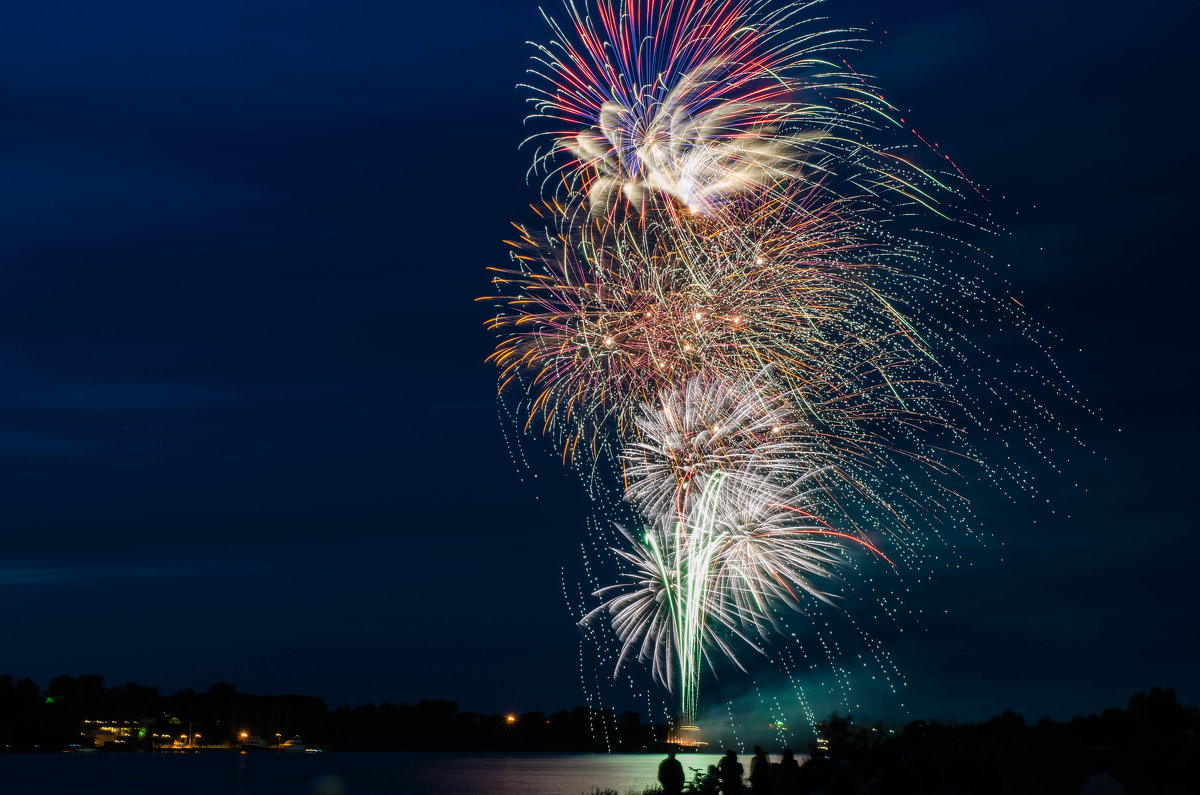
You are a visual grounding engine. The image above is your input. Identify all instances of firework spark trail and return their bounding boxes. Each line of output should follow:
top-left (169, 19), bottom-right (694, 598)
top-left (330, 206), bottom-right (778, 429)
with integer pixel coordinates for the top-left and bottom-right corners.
top-left (523, 0), bottom-right (953, 222)
top-left (486, 0), bottom-right (1089, 729)
top-left (492, 0), bottom-right (956, 725)
top-left (485, 198), bottom-right (961, 457)
top-left (587, 469), bottom-right (865, 723)
top-left (579, 375), bottom-right (898, 723)
top-left (620, 373), bottom-right (825, 521)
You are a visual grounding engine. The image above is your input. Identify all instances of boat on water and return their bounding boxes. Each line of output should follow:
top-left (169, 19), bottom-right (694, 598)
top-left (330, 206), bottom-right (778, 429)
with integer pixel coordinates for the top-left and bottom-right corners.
top-left (280, 736), bottom-right (305, 753)
top-left (241, 735), bottom-right (271, 751)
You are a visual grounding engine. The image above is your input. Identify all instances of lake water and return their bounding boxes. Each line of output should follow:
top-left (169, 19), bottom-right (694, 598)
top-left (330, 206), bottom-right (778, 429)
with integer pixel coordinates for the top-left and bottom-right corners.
top-left (0, 751), bottom-right (740, 794)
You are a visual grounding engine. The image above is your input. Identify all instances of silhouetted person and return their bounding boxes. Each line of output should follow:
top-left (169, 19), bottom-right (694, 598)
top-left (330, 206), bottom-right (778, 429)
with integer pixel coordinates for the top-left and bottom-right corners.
top-left (877, 751), bottom-right (912, 795)
top-left (798, 755), bottom-right (830, 794)
top-left (750, 746), bottom-right (771, 792)
top-left (912, 754), bottom-right (942, 794)
top-left (699, 764), bottom-right (721, 795)
top-left (1080, 758), bottom-right (1125, 795)
top-left (659, 749), bottom-right (685, 795)
top-left (946, 756), bottom-right (982, 795)
top-left (770, 748), bottom-right (801, 794)
top-left (830, 758), bottom-right (857, 795)
top-left (718, 749), bottom-right (744, 793)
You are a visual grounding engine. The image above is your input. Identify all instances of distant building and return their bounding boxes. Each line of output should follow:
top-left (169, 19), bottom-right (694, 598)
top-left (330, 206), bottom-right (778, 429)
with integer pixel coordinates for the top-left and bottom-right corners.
top-left (82, 719), bottom-right (146, 748)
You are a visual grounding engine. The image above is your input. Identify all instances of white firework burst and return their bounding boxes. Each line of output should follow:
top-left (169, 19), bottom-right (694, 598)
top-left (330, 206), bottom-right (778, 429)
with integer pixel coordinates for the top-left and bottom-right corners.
top-left (621, 373), bottom-right (825, 520)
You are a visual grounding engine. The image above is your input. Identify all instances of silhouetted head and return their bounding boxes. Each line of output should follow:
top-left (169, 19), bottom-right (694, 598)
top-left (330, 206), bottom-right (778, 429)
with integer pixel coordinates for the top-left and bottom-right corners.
top-left (783, 748), bottom-right (794, 761)
top-left (755, 745), bottom-right (763, 754)
top-left (668, 750), bottom-right (676, 759)
top-left (726, 749), bottom-right (737, 759)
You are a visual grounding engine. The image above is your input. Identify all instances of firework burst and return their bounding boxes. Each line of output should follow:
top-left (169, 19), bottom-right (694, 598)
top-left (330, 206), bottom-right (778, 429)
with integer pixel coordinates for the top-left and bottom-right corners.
top-left (485, 192), bottom-right (954, 454)
top-left (620, 373), bottom-right (822, 520)
top-left (587, 464), bottom-right (892, 723)
top-left (487, 0), bottom-right (1082, 732)
top-left (525, 0), bottom-right (938, 219)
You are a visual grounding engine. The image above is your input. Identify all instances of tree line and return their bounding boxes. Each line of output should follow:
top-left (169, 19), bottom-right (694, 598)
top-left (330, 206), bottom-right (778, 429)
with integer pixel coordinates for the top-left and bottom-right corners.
top-left (0, 674), bottom-right (660, 751)
top-left (806, 687), bottom-right (1198, 794)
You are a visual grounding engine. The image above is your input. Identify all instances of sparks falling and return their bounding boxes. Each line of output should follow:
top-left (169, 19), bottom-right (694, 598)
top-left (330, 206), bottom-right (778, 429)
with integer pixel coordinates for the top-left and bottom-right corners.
top-left (484, 0), bottom-right (1088, 728)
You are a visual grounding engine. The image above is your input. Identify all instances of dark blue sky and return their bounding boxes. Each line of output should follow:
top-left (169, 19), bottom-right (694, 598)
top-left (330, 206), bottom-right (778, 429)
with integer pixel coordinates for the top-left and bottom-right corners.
top-left (1, 0), bottom-right (1195, 723)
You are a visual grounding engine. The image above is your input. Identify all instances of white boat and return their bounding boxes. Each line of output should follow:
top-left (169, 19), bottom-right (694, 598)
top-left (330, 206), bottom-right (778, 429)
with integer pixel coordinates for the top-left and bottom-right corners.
top-left (280, 736), bottom-right (305, 753)
top-left (241, 735), bottom-right (271, 751)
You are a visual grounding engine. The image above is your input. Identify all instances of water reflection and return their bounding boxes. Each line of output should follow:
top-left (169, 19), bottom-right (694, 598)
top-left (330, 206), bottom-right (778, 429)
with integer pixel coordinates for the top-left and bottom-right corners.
top-left (0, 750), bottom-right (802, 795)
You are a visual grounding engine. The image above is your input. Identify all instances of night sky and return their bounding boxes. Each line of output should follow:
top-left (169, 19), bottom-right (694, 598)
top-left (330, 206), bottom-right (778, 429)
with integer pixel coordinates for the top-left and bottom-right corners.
top-left (2, 0), bottom-right (1196, 725)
